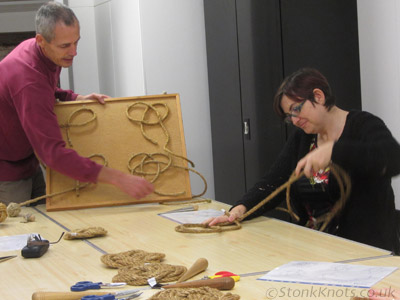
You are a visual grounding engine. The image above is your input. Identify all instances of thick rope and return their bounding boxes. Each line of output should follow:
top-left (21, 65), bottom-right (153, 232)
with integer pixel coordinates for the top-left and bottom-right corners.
top-left (59, 107), bottom-right (97, 147)
top-left (126, 102), bottom-right (208, 199)
top-left (126, 102), bottom-right (194, 166)
top-left (63, 226), bottom-right (107, 240)
top-left (100, 250), bottom-right (165, 269)
top-left (6, 154), bottom-right (106, 217)
top-left (112, 262), bottom-right (187, 285)
top-left (148, 287), bottom-right (240, 300)
top-left (176, 163), bottom-right (351, 234)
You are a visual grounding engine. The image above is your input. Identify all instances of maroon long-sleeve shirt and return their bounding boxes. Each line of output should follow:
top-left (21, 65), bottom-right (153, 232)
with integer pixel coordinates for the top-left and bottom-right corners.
top-left (0, 38), bottom-right (102, 182)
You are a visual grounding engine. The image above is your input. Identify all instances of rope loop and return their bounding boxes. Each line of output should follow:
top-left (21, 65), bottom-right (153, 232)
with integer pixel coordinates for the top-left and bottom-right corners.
top-left (176, 163), bottom-right (351, 234)
top-left (60, 107), bottom-right (97, 147)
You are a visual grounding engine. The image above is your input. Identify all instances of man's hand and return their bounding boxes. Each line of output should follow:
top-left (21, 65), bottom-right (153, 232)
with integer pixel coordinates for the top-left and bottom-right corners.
top-left (77, 93), bottom-right (110, 104)
top-left (97, 167), bottom-right (154, 199)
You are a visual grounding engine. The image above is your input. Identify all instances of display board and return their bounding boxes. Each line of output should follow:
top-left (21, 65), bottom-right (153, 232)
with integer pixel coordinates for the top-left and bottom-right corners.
top-left (46, 94), bottom-right (193, 211)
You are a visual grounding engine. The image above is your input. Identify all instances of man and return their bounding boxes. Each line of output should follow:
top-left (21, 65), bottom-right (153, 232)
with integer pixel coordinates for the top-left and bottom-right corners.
top-left (0, 2), bottom-right (153, 205)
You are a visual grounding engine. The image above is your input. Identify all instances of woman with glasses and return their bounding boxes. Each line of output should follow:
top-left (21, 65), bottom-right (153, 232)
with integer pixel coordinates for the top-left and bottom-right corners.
top-left (205, 67), bottom-right (400, 254)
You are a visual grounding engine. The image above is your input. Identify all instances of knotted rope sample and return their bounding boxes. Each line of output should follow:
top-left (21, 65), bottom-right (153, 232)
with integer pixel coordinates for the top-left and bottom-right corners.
top-left (112, 262), bottom-right (187, 285)
top-left (0, 203), bottom-right (7, 223)
top-left (63, 226), bottom-right (107, 240)
top-left (100, 250), bottom-right (165, 269)
top-left (148, 287), bottom-right (240, 300)
top-left (176, 163), bottom-right (351, 234)
top-left (126, 102), bottom-right (207, 199)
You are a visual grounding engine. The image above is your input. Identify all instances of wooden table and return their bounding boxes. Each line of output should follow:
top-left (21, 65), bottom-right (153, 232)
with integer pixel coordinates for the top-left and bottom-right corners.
top-left (0, 201), bottom-right (398, 300)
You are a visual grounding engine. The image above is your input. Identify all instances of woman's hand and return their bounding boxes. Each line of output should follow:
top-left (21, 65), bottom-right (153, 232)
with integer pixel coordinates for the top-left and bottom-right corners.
top-left (77, 93), bottom-right (110, 104)
top-left (295, 141), bottom-right (334, 177)
top-left (202, 205), bottom-right (247, 226)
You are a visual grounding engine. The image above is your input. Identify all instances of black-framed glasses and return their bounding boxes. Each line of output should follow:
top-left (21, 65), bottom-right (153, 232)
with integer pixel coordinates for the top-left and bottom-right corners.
top-left (284, 100), bottom-right (307, 124)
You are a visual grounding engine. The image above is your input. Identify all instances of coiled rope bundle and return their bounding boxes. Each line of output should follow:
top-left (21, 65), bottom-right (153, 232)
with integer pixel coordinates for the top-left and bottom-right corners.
top-left (148, 287), bottom-right (240, 300)
top-left (63, 227), bottom-right (107, 240)
top-left (176, 163), bottom-right (351, 233)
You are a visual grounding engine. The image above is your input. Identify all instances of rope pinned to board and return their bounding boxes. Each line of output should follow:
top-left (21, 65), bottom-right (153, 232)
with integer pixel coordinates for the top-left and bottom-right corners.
top-left (126, 102), bottom-right (208, 199)
top-left (6, 154), bottom-right (107, 217)
top-left (59, 107), bottom-right (97, 147)
top-left (175, 163), bottom-right (351, 234)
top-left (148, 287), bottom-right (240, 300)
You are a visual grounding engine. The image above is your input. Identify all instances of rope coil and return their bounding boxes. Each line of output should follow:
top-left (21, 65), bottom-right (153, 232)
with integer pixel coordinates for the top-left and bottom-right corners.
top-left (176, 163), bottom-right (351, 234)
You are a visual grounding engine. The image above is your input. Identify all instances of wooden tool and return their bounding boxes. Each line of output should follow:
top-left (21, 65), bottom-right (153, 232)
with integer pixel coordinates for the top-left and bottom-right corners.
top-left (31, 277), bottom-right (234, 300)
top-left (164, 277), bottom-right (234, 290)
top-left (176, 257), bottom-right (208, 283)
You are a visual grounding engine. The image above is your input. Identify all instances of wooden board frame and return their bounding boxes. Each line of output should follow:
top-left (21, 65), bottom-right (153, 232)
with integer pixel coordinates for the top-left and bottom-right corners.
top-left (46, 94), bottom-right (193, 211)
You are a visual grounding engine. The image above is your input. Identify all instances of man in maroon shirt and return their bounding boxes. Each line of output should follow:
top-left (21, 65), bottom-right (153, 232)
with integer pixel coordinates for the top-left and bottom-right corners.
top-left (0, 2), bottom-right (153, 205)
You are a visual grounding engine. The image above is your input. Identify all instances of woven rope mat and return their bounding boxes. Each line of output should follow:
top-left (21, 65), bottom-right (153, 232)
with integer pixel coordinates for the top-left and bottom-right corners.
top-left (101, 250), bottom-right (165, 268)
top-left (113, 262), bottom-right (187, 285)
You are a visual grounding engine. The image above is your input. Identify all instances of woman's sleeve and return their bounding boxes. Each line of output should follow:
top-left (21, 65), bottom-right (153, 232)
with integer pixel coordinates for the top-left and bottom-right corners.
top-left (234, 129), bottom-right (303, 218)
top-left (332, 111), bottom-right (400, 178)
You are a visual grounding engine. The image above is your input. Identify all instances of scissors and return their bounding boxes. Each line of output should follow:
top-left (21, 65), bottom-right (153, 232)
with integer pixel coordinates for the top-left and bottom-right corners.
top-left (71, 281), bottom-right (126, 291)
top-left (81, 292), bottom-right (142, 300)
top-left (0, 255), bottom-right (17, 263)
top-left (205, 271), bottom-right (240, 282)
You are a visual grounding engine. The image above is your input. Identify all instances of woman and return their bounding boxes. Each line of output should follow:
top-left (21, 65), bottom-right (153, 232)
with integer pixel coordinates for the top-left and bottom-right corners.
top-left (205, 68), bottom-right (400, 253)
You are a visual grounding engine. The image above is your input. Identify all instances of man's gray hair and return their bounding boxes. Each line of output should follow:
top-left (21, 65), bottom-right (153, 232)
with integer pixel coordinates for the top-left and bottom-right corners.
top-left (35, 1), bottom-right (79, 42)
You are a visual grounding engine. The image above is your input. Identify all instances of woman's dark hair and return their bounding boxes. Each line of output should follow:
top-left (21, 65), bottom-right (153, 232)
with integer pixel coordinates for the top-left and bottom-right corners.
top-left (273, 68), bottom-right (335, 120)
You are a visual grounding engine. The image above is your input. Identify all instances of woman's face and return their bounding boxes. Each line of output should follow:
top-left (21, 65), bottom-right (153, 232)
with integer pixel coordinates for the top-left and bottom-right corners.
top-left (280, 94), bottom-right (325, 134)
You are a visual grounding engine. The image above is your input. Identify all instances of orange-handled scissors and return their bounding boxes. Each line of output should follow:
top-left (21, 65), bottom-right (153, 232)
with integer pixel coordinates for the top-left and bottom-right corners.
top-left (208, 271), bottom-right (240, 282)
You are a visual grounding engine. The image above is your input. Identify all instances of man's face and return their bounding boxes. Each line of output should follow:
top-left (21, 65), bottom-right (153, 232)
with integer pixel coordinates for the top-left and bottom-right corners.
top-left (36, 21), bottom-right (80, 68)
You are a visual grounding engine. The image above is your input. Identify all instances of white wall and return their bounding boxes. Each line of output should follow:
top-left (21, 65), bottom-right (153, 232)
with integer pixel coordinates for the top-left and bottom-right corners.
top-left (138, 0), bottom-right (214, 199)
top-left (357, 0), bottom-right (400, 208)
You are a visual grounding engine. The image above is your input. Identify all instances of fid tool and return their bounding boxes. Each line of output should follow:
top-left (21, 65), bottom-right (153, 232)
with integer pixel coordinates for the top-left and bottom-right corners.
top-left (71, 281), bottom-right (126, 291)
top-left (22, 232), bottom-right (64, 258)
top-left (151, 277), bottom-right (235, 290)
top-left (176, 257), bottom-right (208, 283)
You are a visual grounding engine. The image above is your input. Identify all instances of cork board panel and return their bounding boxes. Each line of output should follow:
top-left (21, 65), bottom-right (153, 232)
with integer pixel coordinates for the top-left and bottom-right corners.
top-left (46, 94), bottom-right (192, 211)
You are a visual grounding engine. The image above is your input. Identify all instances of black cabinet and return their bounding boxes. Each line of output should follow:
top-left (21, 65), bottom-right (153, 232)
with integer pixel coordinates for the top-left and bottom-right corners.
top-left (204, 0), bottom-right (361, 205)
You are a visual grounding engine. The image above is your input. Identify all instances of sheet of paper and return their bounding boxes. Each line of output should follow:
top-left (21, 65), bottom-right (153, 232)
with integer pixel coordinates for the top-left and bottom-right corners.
top-left (0, 233), bottom-right (33, 252)
top-left (259, 261), bottom-right (397, 288)
top-left (159, 209), bottom-right (224, 224)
